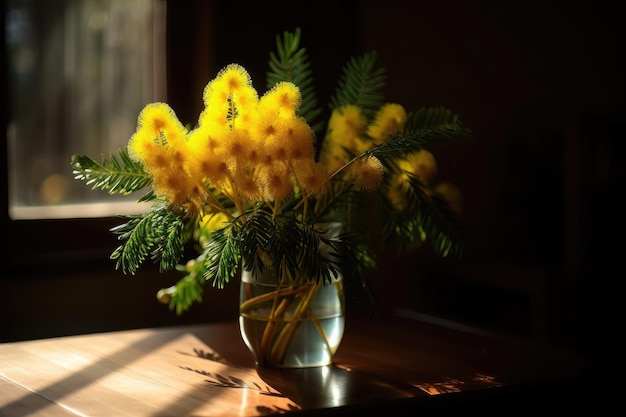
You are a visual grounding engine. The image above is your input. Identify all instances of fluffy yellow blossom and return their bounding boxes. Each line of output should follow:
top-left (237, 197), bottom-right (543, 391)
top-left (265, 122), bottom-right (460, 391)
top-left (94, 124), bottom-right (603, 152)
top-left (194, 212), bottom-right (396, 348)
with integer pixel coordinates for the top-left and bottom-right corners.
top-left (151, 164), bottom-right (203, 210)
top-left (283, 117), bottom-right (315, 160)
top-left (231, 163), bottom-right (263, 203)
top-left (186, 126), bottom-right (231, 187)
top-left (197, 211), bottom-right (231, 247)
top-left (127, 130), bottom-right (169, 172)
top-left (385, 174), bottom-right (410, 212)
top-left (260, 162), bottom-right (294, 202)
top-left (262, 116), bottom-right (314, 163)
top-left (128, 102), bottom-right (188, 168)
top-left (202, 64), bottom-right (259, 130)
top-left (351, 155), bottom-right (384, 191)
top-left (260, 117), bottom-right (295, 163)
top-left (326, 105), bottom-right (367, 151)
top-left (367, 103), bottom-right (407, 144)
top-left (223, 128), bottom-right (253, 162)
top-left (203, 64), bottom-right (253, 105)
top-left (197, 103), bottom-right (230, 133)
top-left (292, 159), bottom-right (329, 196)
top-left (385, 149), bottom-right (439, 212)
top-left (319, 105), bottom-right (368, 173)
top-left (397, 149), bottom-right (437, 186)
top-left (124, 62), bottom-right (438, 221)
top-left (200, 211), bottom-right (230, 231)
top-left (136, 102), bottom-right (186, 139)
top-left (260, 81), bottom-right (302, 114)
top-left (127, 102), bottom-right (200, 208)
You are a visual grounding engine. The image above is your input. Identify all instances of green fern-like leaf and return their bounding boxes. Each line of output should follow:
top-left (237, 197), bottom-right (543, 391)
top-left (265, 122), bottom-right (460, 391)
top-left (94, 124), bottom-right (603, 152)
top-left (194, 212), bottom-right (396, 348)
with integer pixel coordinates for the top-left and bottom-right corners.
top-left (405, 106), bottom-right (471, 135)
top-left (335, 232), bottom-right (381, 315)
top-left (151, 210), bottom-right (189, 272)
top-left (303, 223), bottom-right (346, 285)
top-left (110, 208), bottom-right (187, 274)
top-left (266, 214), bottom-right (306, 279)
top-left (267, 28), bottom-right (324, 136)
top-left (70, 148), bottom-right (151, 195)
top-left (238, 209), bottom-right (274, 275)
top-left (367, 111), bottom-right (470, 161)
top-left (377, 172), bottom-right (463, 257)
top-left (202, 222), bottom-right (241, 289)
top-left (419, 190), bottom-right (464, 257)
top-left (166, 263), bottom-right (207, 315)
top-left (329, 51), bottom-right (386, 120)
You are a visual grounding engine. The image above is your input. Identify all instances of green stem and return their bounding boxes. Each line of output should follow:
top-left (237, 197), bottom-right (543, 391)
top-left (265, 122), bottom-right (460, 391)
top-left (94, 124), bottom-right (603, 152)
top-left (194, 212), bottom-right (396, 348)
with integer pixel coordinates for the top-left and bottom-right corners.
top-left (269, 282), bottom-right (320, 364)
top-left (239, 285), bottom-right (310, 313)
top-left (260, 297), bottom-right (289, 363)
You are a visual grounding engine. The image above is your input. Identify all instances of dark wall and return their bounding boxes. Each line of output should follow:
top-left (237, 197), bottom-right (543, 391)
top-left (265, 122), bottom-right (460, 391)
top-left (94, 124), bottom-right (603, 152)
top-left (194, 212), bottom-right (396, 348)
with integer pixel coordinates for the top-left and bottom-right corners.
top-left (357, 0), bottom-right (624, 366)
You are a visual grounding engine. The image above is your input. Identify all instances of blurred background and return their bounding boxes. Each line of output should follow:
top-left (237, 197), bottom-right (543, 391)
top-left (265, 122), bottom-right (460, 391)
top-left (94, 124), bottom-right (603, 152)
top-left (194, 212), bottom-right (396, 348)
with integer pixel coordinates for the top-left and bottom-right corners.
top-left (2, 0), bottom-right (624, 378)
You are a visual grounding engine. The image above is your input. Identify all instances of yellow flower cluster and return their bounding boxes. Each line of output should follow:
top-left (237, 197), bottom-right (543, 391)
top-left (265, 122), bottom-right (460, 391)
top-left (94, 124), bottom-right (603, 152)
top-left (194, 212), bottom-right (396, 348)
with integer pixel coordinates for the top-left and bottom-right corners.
top-left (318, 101), bottom-right (442, 211)
top-left (320, 103), bottom-right (407, 174)
top-left (128, 64), bottom-right (333, 217)
top-left (125, 62), bottom-right (447, 224)
top-left (386, 149), bottom-right (438, 212)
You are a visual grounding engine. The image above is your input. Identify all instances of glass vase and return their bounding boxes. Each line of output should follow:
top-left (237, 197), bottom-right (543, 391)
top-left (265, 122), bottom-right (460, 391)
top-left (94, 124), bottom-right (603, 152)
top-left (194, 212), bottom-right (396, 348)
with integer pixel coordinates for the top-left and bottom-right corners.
top-left (238, 224), bottom-right (345, 368)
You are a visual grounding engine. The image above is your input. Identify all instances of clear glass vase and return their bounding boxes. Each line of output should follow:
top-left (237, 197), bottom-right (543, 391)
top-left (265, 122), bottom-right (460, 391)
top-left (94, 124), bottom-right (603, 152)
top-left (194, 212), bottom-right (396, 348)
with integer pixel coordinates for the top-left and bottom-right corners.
top-left (238, 224), bottom-right (345, 368)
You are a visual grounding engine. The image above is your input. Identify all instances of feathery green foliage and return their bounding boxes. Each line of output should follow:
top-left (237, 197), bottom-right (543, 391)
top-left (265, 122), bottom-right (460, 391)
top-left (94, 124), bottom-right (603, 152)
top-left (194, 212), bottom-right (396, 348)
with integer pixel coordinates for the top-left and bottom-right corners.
top-left (109, 207), bottom-right (187, 274)
top-left (201, 221), bottom-right (241, 289)
top-left (166, 266), bottom-right (205, 315)
top-left (70, 148), bottom-right (152, 196)
top-left (266, 27), bottom-right (324, 136)
top-left (329, 51), bottom-right (386, 120)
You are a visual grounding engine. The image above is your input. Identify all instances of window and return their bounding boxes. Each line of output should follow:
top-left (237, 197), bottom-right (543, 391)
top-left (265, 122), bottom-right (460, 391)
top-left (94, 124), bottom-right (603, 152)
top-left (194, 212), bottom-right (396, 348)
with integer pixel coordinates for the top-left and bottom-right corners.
top-left (3, 0), bottom-right (172, 275)
top-left (6, 0), bottom-right (166, 220)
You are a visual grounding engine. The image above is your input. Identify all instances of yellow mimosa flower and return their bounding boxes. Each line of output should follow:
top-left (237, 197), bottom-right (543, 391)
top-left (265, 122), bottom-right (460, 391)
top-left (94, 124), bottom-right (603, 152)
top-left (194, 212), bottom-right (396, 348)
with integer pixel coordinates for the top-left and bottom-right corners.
top-left (152, 165), bottom-right (198, 208)
top-left (127, 129), bottom-right (166, 170)
top-left (128, 102), bottom-right (189, 178)
top-left (187, 124), bottom-right (222, 155)
top-left (283, 116), bottom-right (315, 161)
top-left (199, 211), bottom-right (230, 234)
top-left (319, 105), bottom-right (368, 173)
top-left (251, 105), bottom-right (280, 143)
top-left (203, 64), bottom-right (252, 105)
top-left (327, 105), bottom-right (367, 147)
top-left (292, 159), bottom-right (328, 196)
top-left (223, 128), bottom-right (253, 162)
top-left (231, 85), bottom-right (259, 126)
top-left (367, 103), bottom-right (407, 144)
top-left (232, 163), bottom-right (263, 204)
top-left (136, 102), bottom-right (186, 139)
top-left (260, 161), bottom-right (293, 202)
top-left (263, 118), bottom-right (291, 163)
top-left (351, 155), bottom-right (384, 192)
top-left (260, 81), bottom-right (302, 114)
top-left (197, 103), bottom-right (231, 132)
top-left (398, 149), bottom-right (437, 186)
top-left (386, 149), bottom-right (438, 212)
top-left (385, 174), bottom-right (410, 212)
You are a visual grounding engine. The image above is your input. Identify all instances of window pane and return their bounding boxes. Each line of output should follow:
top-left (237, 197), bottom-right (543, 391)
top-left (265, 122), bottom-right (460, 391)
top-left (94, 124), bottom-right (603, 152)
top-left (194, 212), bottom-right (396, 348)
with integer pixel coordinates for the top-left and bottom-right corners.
top-left (6, 0), bottom-right (166, 219)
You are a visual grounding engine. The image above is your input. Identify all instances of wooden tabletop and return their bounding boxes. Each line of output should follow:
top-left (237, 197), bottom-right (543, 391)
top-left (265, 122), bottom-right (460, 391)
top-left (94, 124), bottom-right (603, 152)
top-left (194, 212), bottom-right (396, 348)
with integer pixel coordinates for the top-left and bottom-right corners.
top-left (0, 309), bottom-right (590, 416)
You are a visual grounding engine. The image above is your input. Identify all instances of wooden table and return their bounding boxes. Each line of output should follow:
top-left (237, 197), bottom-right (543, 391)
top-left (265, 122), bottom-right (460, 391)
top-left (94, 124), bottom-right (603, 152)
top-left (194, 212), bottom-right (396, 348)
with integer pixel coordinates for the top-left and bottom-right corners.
top-left (0, 309), bottom-right (592, 416)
